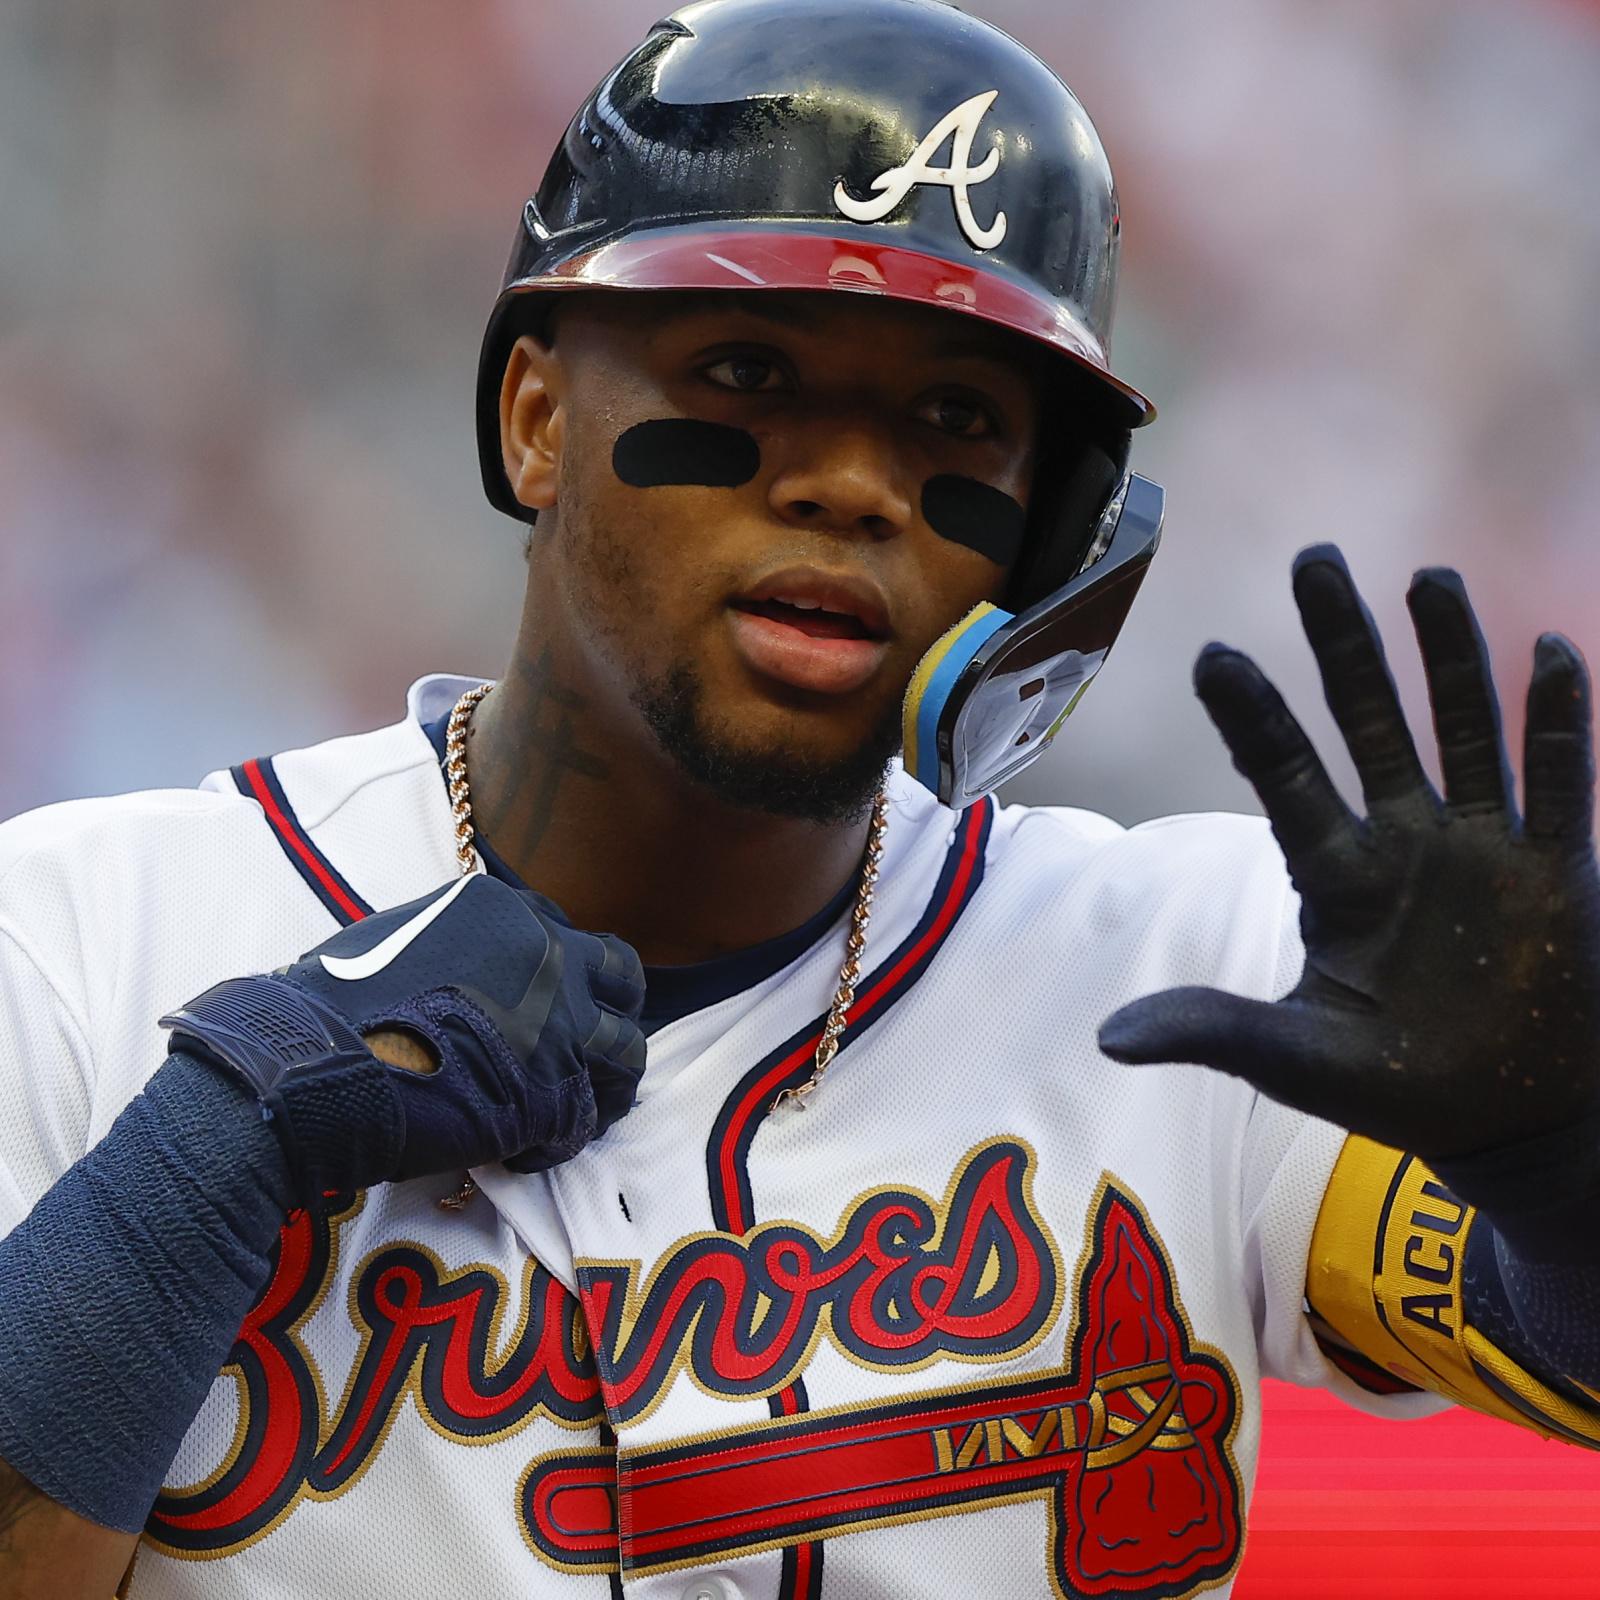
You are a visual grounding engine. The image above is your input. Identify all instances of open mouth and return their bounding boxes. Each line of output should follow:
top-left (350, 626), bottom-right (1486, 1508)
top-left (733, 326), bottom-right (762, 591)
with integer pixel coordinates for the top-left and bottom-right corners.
top-left (727, 570), bottom-right (892, 695)
top-left (733, 598), bottom-right (875, 641)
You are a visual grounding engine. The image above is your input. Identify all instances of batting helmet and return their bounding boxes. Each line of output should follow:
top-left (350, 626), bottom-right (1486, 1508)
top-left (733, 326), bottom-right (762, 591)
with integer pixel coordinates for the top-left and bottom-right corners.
top-left (476, 0), bottom-right (1163, 806)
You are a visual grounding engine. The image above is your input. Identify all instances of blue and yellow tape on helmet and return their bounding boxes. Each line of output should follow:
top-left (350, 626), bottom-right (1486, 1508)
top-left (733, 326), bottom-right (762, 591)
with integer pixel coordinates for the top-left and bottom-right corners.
top-left (902, 602), bottom-right (1015, 795)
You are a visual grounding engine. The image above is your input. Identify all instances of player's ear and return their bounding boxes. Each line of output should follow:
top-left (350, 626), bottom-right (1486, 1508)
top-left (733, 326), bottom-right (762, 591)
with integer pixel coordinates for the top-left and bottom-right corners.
top-left (500, 334), bottom-right (564, 514)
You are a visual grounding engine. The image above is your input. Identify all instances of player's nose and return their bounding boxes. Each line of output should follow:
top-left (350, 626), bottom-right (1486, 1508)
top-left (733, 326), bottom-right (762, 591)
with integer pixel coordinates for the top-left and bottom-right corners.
top-left (766, 418), bottom-right (914, 541)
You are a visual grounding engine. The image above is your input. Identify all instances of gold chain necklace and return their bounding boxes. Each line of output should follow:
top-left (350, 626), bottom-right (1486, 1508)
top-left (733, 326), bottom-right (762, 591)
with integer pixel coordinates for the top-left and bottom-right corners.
top-left (772, 790), bottom-right (887, 1110)
top-left (442, 685), bottom-right (888, 1116)
top-left (444, 682), bottom-right (495, 875)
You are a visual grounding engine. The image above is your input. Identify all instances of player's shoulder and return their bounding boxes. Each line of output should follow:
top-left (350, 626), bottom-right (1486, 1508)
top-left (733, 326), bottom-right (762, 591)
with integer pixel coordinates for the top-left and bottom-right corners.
top-left (992, 788), bottom-right (1280, 877)
top-left (0, 782), bottom-right (293, 1036)
top-left (881, 768), bottom-right (1289, 932)
top-left (255, 673), bottom-right (466, 837)
top-left (942, 793), bottom-right (1297, 1007)
top-left (0, 785), bottom-right (249, 889)
top-left (982, 789), bottom-right (1291, 936)
top-left (0, 675), bottom-right (462, 942)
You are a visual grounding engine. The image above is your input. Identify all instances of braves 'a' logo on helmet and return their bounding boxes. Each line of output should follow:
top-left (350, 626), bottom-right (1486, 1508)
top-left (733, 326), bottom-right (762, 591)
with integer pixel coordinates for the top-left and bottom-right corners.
top-left (833, 89), bottom-right (1008, 250)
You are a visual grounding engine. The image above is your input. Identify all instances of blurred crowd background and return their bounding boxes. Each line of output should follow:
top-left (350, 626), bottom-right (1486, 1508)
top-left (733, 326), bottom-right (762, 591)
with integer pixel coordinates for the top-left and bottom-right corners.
top-left (3, 0), bottom-right (1600, 823)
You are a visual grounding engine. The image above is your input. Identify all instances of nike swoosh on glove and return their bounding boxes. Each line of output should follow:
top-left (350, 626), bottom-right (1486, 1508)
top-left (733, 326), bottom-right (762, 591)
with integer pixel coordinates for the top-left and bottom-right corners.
top-left (162, 874), bottom-right (647, 1206)
top-left (1098, 545), bottom-right (1600, 1261)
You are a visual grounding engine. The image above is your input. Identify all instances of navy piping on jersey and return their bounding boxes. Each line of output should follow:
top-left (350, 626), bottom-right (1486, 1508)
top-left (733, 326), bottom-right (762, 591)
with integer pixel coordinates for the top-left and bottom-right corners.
top-left (231, 757), bottom-right (375, 926)
top-left (703, 795), bottom-right (994, 1238)
top-left (420, 713), bottom-right (857, 1035)
top-left (669, 793), bottom-right (992, 1597)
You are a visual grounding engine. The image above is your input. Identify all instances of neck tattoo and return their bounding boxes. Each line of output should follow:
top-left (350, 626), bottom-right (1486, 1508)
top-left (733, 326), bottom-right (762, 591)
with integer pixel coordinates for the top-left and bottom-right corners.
top-left (442, 685), bottom-right (889, 1114)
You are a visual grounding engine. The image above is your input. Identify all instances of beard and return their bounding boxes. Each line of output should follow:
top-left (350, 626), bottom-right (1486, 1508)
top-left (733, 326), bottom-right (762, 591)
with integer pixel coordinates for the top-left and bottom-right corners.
top-left (631, 660), bottom-right (901, 825)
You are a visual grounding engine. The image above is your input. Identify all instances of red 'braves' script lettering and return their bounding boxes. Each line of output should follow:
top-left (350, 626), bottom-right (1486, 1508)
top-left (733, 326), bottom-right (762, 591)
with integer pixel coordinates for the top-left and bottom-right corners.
top-left (146, 1144), bottom-right (1079, 1567)
top-left (147, 1206), bottom-right (602, 1556)
top-left (577, 1141), bottom-right (1056, 1423)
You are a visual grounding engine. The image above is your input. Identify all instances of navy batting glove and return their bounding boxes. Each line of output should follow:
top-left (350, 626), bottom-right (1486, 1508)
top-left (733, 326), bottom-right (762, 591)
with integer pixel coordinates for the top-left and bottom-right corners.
top-left (1099, 547), bottom-right (1600, 1262)
top-left (163, 874), bottom-right (646, 1205)
top-left (0, 879), bottom-right (643, 1533)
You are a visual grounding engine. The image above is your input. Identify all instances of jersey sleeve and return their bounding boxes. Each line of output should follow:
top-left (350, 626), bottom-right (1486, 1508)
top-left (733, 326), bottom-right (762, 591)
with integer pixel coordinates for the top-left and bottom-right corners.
top-left (1306, 1135), bottom-right (1600, 1448)
top-left (0, 920), bottom-right (95, 1234)
top-left (0, 788), bottom-right (275, 1239)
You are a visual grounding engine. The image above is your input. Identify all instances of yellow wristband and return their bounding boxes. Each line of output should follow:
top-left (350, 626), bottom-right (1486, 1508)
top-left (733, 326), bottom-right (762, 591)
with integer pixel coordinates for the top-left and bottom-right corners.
top-left (1308, 1134), bottom-right (1600, 1447)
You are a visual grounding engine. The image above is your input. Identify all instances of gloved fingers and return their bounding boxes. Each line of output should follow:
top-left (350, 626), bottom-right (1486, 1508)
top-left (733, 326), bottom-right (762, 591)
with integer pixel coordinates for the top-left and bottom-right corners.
top-left (1193, 643), bottom-right (1356, 860)
top-left (501, 1080), bottom-right (597, 1174)
top-left (1292, 545), bottom-right (1431, 810)
top-left (292, 876), bottom-right (562, 1028)
top-left (283, 880), bottom-right (464, 1002)
top-left (582, 1003), bottom-right (644, 1067)
top-left (508, 1062), bottom-right (601, 1174)
top-left (584, 1006), bottom-right (647, 1132)
top-left (589, 1056), bottom-right (644, 1133)
top-left (1524, 633), bottom-right (1596, 844)
top-left (1099, 986), bottom-right (1333, 1113)
top-left (583, 932), bottom-right (647, 1020)
top-left (1407, 568), bottom-right (1513, 817)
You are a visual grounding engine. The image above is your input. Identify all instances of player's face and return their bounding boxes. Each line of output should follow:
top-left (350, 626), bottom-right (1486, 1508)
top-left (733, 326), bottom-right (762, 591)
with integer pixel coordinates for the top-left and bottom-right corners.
top-left (502, 290), bottom-right (1041, 814)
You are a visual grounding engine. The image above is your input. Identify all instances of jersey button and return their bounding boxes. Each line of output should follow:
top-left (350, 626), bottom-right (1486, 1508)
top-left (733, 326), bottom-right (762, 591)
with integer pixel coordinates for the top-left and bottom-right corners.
top-left (680, 1575), bottom-right (738, 1600)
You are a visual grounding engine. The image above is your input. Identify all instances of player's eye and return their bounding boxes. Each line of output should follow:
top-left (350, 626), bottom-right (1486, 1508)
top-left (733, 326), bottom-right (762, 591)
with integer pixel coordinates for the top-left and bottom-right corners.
top-left (917, 392), bottom-right (995, 438)
top-left (703, 356), bottom-right (787, 392)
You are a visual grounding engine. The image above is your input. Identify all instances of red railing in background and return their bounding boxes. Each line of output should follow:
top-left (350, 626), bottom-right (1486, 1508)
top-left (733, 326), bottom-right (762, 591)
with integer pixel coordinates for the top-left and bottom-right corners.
top-left (1235, 1379), bottom-right (1600, 1597)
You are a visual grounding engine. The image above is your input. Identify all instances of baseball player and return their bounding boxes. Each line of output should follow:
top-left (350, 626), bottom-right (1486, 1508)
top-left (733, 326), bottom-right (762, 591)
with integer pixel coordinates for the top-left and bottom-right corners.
top-left (1, 3), bottom-right (1598, 1597)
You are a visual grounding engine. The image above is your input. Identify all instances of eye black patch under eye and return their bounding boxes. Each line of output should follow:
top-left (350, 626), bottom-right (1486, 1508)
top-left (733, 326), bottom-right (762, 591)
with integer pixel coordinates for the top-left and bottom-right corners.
top-left (612, 419), bottom-right (761, 489)
top-left (920, 475), bottom-right (1028, 567)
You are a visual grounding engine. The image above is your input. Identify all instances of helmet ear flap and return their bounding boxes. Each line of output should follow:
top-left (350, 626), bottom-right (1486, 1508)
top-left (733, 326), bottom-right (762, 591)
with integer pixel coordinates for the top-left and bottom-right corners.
top-left (1006, 391), bottom-right (1132, 612)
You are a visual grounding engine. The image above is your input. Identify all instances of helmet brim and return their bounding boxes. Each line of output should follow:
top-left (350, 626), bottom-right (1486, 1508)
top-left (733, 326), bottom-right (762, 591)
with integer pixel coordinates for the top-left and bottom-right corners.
top-left (477, 225), bottom-right (1152, 523)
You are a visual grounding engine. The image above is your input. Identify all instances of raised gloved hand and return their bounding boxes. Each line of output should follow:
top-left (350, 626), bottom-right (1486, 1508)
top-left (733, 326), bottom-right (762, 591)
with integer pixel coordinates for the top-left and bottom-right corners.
top-left (163, 873), bottom-right (646, 1204)
top-left (1098, 546), bottom-right (1600, 1258)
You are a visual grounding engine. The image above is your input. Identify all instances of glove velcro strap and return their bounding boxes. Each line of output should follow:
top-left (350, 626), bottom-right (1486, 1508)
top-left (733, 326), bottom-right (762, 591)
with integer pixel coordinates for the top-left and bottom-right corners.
top-left (1307, 1134), bottom-right (1600, 1448)
top-left (161, 976), bottom-right (401, 1207)
top-left (161, 975), bottom-right (374, 1093)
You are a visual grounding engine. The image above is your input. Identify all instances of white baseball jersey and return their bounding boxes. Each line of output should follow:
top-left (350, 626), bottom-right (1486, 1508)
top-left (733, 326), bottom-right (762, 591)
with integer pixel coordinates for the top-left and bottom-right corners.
top-left (0, 674), bottom-right (1441, 1600)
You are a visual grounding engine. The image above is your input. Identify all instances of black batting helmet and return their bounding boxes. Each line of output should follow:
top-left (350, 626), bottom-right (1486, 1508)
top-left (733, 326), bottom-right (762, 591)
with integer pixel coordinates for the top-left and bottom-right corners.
top-left (474, 0), bottom-right (1153, 614)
